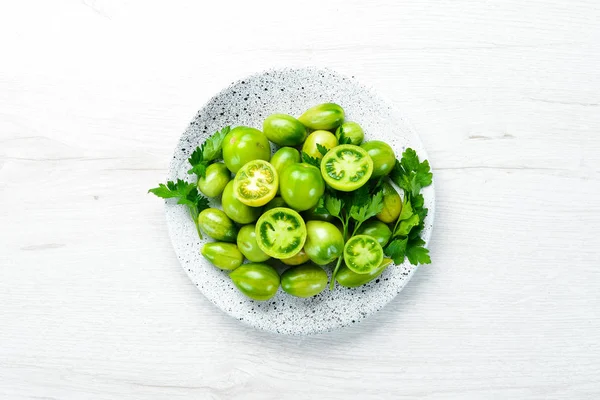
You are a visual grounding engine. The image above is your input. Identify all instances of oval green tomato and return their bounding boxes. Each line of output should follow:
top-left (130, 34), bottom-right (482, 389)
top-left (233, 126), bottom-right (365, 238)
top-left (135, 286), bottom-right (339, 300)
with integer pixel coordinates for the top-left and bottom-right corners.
top-left (302, 130), bottom-right (338, 159)
top-left (263, 114), bottom-right (308, 146)
top-left (237, 224), bottom-right (270, 262)
top-left (233, 160), bottom-right (278, 207)
top-left (376, 182), bottom-right (402, 223)
top-left (281, 264), bottom-right (328, 298)
top-left (230, 263), bottom-right (280, 301)
top-left (221, 181), bottom-right (262, 224)
top-left (197, 208), bottom-right (237, 242)
top-left (263, 196), bottom-right (288, 212)
top-left (360, 141), bottom-right (396, 178)
top-left (343, 235), bottom-right (384, 274)
top-left (304, 221), bottom-right (344, 265)
top-left (197, 162), bottom-right (230, 197)
top-left (222, 126), bottom-right (271, 173)
top-left (255, 207), bottom-right (307, 259)
top-left (356, 219), bottom-right (392, 247)
top-left (335, 121), bottom-right (364, 145)
top-left (270, 147), bottom-right (301, 176)
top-left (320, 144), bottom-right (373, 191)
top-left (279, 163), bottom-right (325, 211)
top-left (201, 242), bottom-right (244, 270)
top-left (336, 258), bottom-right (393, 288)
top-left (280, 248), bottom-right (310, 266)
top-left (298, 103), bottom-right (345, 130)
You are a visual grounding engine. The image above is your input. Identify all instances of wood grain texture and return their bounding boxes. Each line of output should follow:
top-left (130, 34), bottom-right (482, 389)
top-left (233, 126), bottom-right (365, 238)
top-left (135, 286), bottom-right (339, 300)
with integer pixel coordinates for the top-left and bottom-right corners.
top-left (1, 0), bottom-right (599, 398)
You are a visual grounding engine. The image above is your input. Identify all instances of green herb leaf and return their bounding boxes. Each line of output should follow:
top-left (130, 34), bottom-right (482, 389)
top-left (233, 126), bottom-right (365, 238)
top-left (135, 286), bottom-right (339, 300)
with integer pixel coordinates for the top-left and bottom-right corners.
top-left (316, 143), bottom-right (329, 156)
top-left (385, 238), bottom-right (408, 264)
top-left (395, 214), bottom-right (420, 236)
top-left (406, 237), bottom-right (431, 265)
top-left (337, 126), bottom-right (352, 145)
top-left (302, 151), bottom-right (321, 168)
top-left (148, 179), bottom-right (195, 199)
top-left (349, 189), bottom-right (384, 223)
top-left (187, 126), bottom-right (230, 177)
top-left (398, 198), bottom-right (414, 221)
top-left (325, 194), bottom-right (343, 217)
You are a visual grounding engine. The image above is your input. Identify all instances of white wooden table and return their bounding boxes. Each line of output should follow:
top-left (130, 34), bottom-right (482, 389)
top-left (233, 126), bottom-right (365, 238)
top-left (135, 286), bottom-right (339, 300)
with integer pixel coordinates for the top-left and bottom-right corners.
top-left (1, 1), bottom-right (599, 398)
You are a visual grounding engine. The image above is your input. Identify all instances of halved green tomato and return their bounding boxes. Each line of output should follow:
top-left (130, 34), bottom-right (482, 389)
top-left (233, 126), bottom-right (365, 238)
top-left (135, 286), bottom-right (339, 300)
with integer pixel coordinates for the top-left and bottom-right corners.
top-left (343, 234), bottom-right (384, 274)
top-left (320, 144), bottom-right (373, 192)
top-left (233, 160), bottom-right (278, 207)
top-left (255, 207), bottom-right (307, 259)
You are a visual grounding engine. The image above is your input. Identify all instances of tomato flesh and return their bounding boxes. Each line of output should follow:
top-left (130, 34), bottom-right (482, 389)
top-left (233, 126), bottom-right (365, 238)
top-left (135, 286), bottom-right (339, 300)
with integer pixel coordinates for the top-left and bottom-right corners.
top-left (233, 160), bottom-right (278, 207)
top-left (255, 208), bottom-right (307, 259)
top-left (343, 235), bottom-right (384, 274)
top-left (321, 145), bottom-right (373, 191)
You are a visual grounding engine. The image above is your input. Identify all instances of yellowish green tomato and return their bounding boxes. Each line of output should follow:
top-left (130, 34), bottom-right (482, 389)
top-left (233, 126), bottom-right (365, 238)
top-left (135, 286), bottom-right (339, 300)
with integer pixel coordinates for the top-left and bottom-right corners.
top-left (376, 182), bottom-right (402, 223)
top-left (263, 114), bottom-right (308, 146)
top-left (201, 242), bottom-right (244, 270)
top-left (222, 126), bottom-right (271, 173)
top-left (343, 235), bottom-right (384, 274)
top-left (335, 121), bottom-right (364, 145)
top-left (304, 221), bottom-right (344, 265)
top-left (237, 224), bottom-right (270, 262)
top-left (336, 258), bottom-right (393, 288)
top-left (221, 181), bottom-right (262, 224)
top-left (302, 130), bottom-right (338, 159)
top-left (255, 207), bottom-right (307, 259)
top-left (280, 248), bottom-right (310, 266)
top-left (298, 103), bottom-right (345, 130)
top-left (360, 141), bottom-right (396, 178)
top-left (281, 264), bottom-right (328, 298)
top-left (279, 163), bottom-right (325, 211)
top-left (230, 263), bottom-right (280, 301)
top-left (197, 162), bottom-right (231, 197)
top-left (320, 144), bottom-right (373, 192)
top-left (232, 160), bottom-right (278, 207)
top-left (356, 219), bottom-right (392, 247)
top-left (270, 147), bottom-right (301, 176)
top-left (197, 208), bottom-right (237, 242)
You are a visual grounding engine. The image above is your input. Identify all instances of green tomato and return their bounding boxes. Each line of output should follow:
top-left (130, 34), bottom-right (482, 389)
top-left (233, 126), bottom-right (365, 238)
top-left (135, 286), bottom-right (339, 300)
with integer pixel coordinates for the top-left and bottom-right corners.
top-left (201, 242), bottom-right (244, 270)
top-left (230, 263), bottom-right (280, 301)
top-left (255, 207), bottom-right (307, 259)
top-left (360, 141), bottom-right (396, 178)
top-left (343, 235), bottom-right (384, 274)
top-left (237, 224), bottom-right (270, 262)
top-left (356, 219), bottom-right (392, 247)
top-left (270, 147), bottom-right (301, 176)
top-left (304, 221), bottom-right (344, 265)
top-left (279, 163), bottom-right (325, 211)
top-left (281, 264), bottom-right (328, 298)
top-left (336, 258), bottom-right (393, 288)
top-left (302, 204), bottom-right (336, 223)
top-left (320, 144), bottom-right (373, 192)
top-left (221, 181), bottom-right (262, 224)
top-left (335, 121), bottom-right (364, 145)
top-left (222, 126), bottom-right (271, 173)
top-left (280, 248), bottom-right (310, 266)
top-left (298, 103), bottom-right (345, 130)
top-left (263, 196), bottom-right (288, 212)
top-left (376, 182), bottom-right (402, 224)
top-left (302, 130), bottom-right (338, 159)
top-left (197, 162), bottom-right (231, 197)
top-left (197, 208), bottom-right (237, 242)
top-left (263, 114), bottom-right (308, 146)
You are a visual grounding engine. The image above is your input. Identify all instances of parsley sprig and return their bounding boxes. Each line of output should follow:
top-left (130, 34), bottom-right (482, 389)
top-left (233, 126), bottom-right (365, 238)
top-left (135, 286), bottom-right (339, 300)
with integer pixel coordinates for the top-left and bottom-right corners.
top-left (187, 126), bottom-right (231, 178)
top-left (385, 149), bottom-right (433, 265)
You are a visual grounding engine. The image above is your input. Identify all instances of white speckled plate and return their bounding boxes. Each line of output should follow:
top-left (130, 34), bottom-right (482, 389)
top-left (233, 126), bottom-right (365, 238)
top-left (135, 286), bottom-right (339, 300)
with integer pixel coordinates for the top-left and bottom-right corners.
top-left (165, 67), bottom-right (434, 335)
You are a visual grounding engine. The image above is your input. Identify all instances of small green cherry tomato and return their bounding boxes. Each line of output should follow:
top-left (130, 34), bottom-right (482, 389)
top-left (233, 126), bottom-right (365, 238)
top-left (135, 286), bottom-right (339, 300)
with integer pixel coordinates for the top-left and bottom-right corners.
top-left (343, 235), bottom-right (384, 274)
top-left (201, 242), bottom-right (244, 270)
top-left (279, 163), bottom-right (325, 211)
top-left (302, 130), bottom-right (338, 159)
top-left (197, 162), bottom-right (230, 197)
top-left (335, 121), bottom-right (364, 145)
top-left (320, 144), bottom-right (373, 192)
top-left (376, 182), bottom-right (402, 223)
top-left (222, 126), bottom-right (271, 173)
top-left (263, 114), bottom-right (308, 146)
top-left (298, 103), bottom-right (345, 130)
top-left (230, 263), bottom-right (280, 301)
top-left (263, 196), bottom-right (288, 212)
top-left (356, 219), bottom-right (392, 247)
top-left (197, 208), bottom-right (237, 242)
top-left (360, 141), bottom-right (396, 178)
top-left (336, 258), bottom-right (393, 288)
top-left (237, 224), bottom-right (270, 262)
top-left (232, 160), bottom-right (278, 207)
top-left (270, 147), bottom-right (301, 176)
top-left (255, 207), bottom-right (307, 259)
top-left (280, 248), bottom-right (310, 266)
top-left (304, 221), bottom-right (344, 265)
top-left (221, 181), bottom-right (262, 224)
top-left (281, 264), bottom-right (328, 298)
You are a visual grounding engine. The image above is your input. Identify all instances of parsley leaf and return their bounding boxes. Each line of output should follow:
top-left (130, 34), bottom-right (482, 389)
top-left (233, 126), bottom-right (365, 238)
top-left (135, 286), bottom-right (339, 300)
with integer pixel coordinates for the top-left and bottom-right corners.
top-left (405, 237), bottom-right (431, 265)
top-left (350, 190), bottom-right (383, 223)
top-left (337, 126), bottom-right (352, 145)
top-left (302, 151), bottom-right (321, 168)
top-left (325, 194), bottom-right (343, 217)
top-left (316, 143), bottom-right (329, 156)
top-left (391, 148), bottom-right (433, 198)
top-left (395, 214), bottom-right (420, 236)
top-left (385, 238), bottom-right (408, 264)
top-left (187, 126), bottom-right (230, 177)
